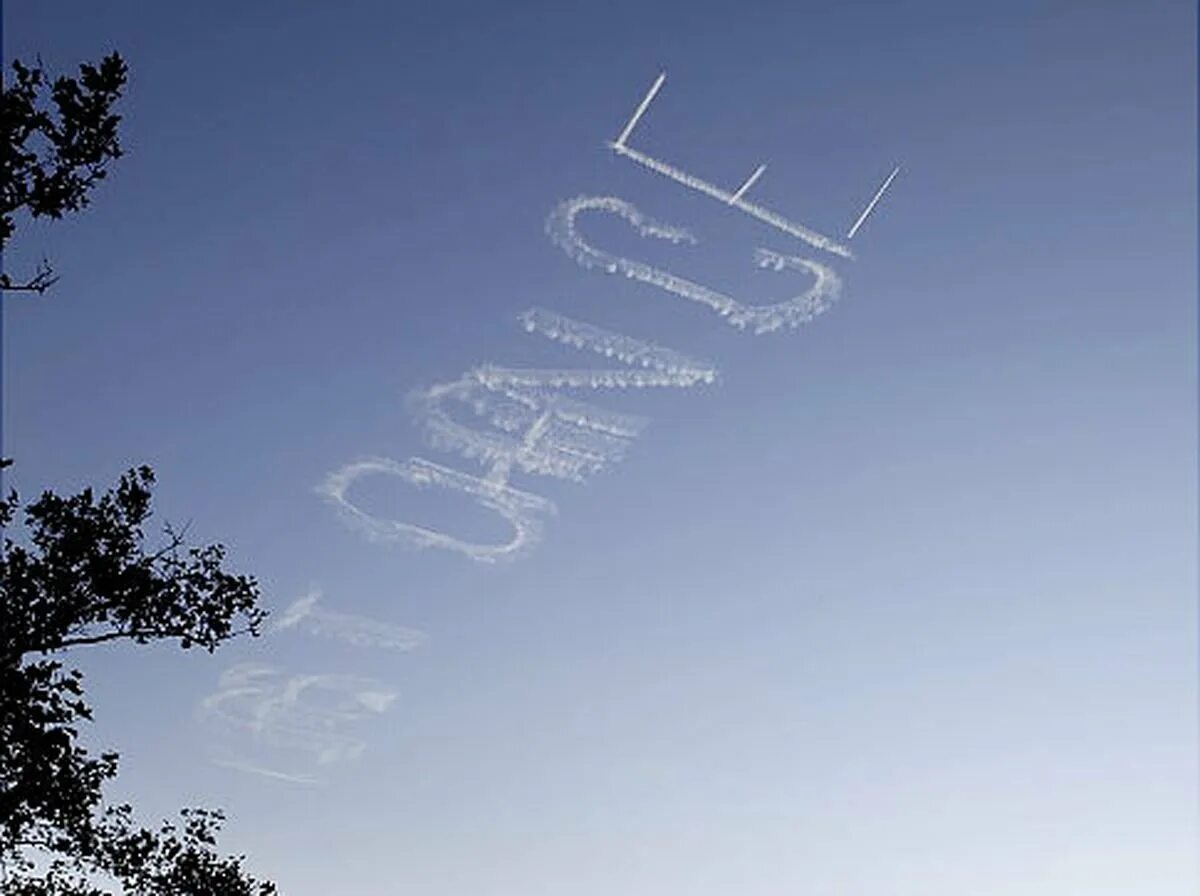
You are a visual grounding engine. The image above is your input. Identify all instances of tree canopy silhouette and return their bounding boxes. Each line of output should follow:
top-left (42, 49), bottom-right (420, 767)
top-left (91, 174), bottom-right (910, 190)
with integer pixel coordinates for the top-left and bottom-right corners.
top-left (1, 465), bottom-right (280, 892)
top-left (1, 49), bottom-right (280, 894)
top-left (1, 51), bottom-right (127, 293)
top-left (0, 468), bottom-right (278, 894)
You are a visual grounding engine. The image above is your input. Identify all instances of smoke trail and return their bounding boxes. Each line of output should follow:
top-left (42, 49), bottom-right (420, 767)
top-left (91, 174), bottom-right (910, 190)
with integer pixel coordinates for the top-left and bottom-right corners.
top-left (322, 256), bottom-right (724, 562)
top-left (213, 758), bottom-right (319, 786)
top-left (275, 588), bottom-right (428, 651)
top-left (610, 144), bottom-right (854, 259)
top-left (200, 664), bottom-right (397, 779)
top-left (517, 307), bottom-right (717, 383)
top-left (409, 308), bottom-right (716, 489)
top-left (547, 196), bottom-right (843, 334)
top-left (474, 366), bottom-right (700, 390)
top-left (412, 375), bottom-right (646, 485)
top-left (847, 164), bottom-right (901, 239)
top-left (613, 71), bottom-right (666, 148)
top-left (752, 248), bottom-right (843, 327)
top-left (318, 456), bottom-right (554, 562)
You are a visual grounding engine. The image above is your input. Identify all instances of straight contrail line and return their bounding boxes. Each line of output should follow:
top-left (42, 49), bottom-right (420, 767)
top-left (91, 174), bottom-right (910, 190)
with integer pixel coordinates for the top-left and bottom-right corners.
top-left (614, 71), bottom-right (666, 148)
top-left (729, 163), bottom-right (766, 204)
top-left (611, 142), bottom-right (853, 259)
top-left (846, 164), bottom-right (900, 239)
top-left (214, 759), bottom-right (318, 786)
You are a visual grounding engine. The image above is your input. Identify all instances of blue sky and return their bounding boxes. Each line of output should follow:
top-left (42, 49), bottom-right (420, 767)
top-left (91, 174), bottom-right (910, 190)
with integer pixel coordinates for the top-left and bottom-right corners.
top-left (3, 2), bottom-right (1196, 893)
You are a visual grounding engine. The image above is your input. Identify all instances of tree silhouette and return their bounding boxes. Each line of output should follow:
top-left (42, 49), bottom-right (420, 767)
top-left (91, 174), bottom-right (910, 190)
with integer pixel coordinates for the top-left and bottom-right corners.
top-left (1, 50), bottom-right (280, 894)
top-left (1, 52), bottom-right (127, 293)
top-left (0, 468), bottom-right (278, 893)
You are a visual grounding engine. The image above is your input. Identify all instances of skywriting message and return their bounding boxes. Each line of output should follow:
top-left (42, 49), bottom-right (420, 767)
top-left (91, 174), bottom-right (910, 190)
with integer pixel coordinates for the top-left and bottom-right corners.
top-left (200, 73), bottom-right (898, 780)
top-left (320, 73), bottom-right (899, 562)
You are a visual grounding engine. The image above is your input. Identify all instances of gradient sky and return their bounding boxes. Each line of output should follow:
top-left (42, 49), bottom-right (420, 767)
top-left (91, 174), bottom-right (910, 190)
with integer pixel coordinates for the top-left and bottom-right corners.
top-left (3, 2), bottom-right (1197, 894)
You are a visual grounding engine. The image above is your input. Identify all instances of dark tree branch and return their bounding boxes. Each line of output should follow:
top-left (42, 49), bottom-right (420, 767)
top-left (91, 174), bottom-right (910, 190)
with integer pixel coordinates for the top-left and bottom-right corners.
top-left (0, 264), bottom-right (59, 294)
top-left (1, 52), bottom-right (127, 295)
top-left (45, 624), bottom-right (259, 655)
top-left (2, 465), bottom-right (273, 890)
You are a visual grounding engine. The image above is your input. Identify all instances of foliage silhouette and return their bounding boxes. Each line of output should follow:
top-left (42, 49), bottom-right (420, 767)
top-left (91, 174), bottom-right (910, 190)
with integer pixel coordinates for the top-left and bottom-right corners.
top-left (0, 468), bottom-right (278, 893)
top-left (1, 52), bottom-right (127, 292)
top-left (1, 47), bottom-right (279, 892)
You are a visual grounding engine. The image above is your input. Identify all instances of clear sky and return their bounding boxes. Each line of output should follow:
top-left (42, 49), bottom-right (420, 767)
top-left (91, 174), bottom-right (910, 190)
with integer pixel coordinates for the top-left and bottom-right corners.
top-left (3, 2), bottom-right (1197, 893)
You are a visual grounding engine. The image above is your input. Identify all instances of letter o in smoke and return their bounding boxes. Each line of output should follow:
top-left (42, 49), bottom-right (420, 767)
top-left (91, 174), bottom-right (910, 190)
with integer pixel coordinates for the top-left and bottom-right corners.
top-left (317, 457), bottom-right (555, 562)
top-left (547, 196), bottom-right (843, 334)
